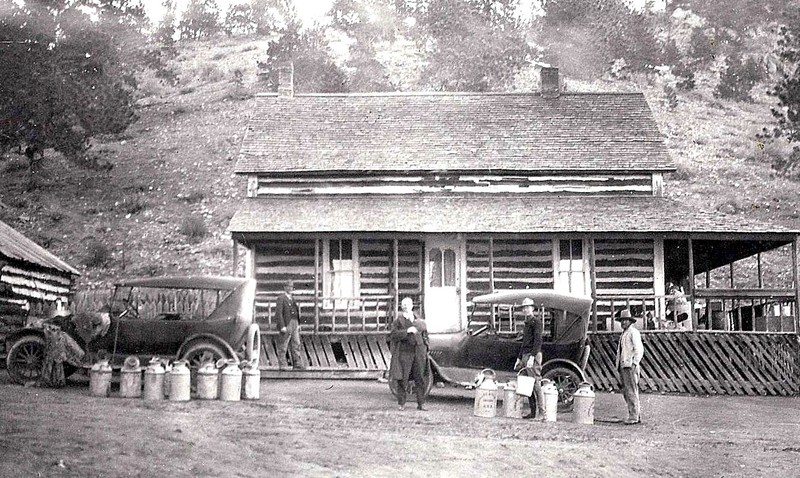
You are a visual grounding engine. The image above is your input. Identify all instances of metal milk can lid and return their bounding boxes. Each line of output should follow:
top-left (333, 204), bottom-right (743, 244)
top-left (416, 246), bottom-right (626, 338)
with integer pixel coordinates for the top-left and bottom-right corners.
top-left (221, 359), bottom-right (242, 375)
top-left (91, 359), bottom-right (112, 372)
top-left (121, 355), bottom-right (141, 372)
top-left (171, 360), bottom-right (190, 375)
top-left (145, 357), bottom-right (165, 374)
top-left (574, 382), bottom-right (595, 397)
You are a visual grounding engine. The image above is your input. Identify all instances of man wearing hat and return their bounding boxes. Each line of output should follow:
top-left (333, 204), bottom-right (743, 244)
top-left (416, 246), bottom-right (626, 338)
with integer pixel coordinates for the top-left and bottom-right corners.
top-left (515, 297), bottom-right (546, 420)
top-left (616, 309), bottom-right (644, 425)
top-left (276, 280), bottom-right (305, 370)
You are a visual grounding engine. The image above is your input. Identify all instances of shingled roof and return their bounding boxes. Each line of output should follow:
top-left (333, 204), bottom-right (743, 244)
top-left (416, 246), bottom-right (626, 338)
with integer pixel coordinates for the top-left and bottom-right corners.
top-left (236, 92), bottom-right (674, 174)
top-left (0, 219), bottom-right (80, 276)
top-left (228, 195), bottom-right (796, 235)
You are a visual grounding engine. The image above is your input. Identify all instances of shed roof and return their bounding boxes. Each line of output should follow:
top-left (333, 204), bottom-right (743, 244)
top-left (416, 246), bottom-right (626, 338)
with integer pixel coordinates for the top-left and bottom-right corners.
top-left (0, 219), bottom-right (80, 276)
top-left (228, 195), bottom-right (798, 235)
top-left (236, 92), bottom-right (673, 174)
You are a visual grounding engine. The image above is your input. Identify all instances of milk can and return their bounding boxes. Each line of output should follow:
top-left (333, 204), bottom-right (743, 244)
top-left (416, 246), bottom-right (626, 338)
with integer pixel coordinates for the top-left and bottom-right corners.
top-left (241, 359), bottom-right (261, 400)
top-left (119, 356), bottom-right (142, 398)
top-left (143, 358), bottom-right (165, 401)
top-left (219, 359), bottom-right (242, 402)
top-left (502, 381), bottom-right (524, 419)
top-left (196, 361), bottom-right (219, 400)
top-left (541, 378), bottom-right (559, 422)
top-left (573, 382), bottom-right (596, 425)
top-left (161, 359), bottom-right (173, 398)
top-left (89, 358), bottom-right (113, 397)
top-left (472, 369), bottom-right (498, 418)
top-left (169, 360), bottom-right (191, 402)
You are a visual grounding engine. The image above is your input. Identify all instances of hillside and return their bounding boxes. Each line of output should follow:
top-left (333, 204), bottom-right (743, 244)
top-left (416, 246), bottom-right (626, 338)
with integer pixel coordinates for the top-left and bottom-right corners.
top-left (1, 36), bottom-right (799, 290)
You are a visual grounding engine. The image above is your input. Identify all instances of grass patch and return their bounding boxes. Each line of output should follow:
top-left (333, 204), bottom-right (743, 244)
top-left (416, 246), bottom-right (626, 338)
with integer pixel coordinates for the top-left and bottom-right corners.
top-left (179, 216), bottom-right (208, 242)
top-left (179, 190), bottom-right (205, 204)
top-left (84, 238), bottom-right (112, 268)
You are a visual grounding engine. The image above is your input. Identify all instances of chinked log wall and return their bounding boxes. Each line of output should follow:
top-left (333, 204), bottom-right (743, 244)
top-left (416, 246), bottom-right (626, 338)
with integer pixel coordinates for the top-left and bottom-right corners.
top-left (586, 332), bottom-right (800, 396)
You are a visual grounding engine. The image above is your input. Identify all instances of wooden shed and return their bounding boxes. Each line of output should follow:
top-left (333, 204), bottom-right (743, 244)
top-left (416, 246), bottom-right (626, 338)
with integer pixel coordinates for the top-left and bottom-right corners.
top-left (229, 67), bottom-right (800, 394)
top-left (0, 219), bottom-right (80, 354)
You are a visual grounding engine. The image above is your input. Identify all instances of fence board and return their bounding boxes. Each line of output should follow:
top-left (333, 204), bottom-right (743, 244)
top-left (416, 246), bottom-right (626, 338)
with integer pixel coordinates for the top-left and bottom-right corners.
top-left (587, 332), bottom-right (800, 396)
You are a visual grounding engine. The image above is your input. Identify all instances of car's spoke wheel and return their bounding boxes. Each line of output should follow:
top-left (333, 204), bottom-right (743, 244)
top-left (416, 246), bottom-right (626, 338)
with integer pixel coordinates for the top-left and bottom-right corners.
top-left (544, 366), bottom-right (581, 411)
top-left (182, 341), bottom-right (228, 369)
top-left (6, 335), bottom-right (45, 384)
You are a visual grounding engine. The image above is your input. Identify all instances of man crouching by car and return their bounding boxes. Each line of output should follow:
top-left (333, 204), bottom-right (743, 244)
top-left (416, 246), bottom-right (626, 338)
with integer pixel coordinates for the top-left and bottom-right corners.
top-left (515, 298), bottom-right (546, 420)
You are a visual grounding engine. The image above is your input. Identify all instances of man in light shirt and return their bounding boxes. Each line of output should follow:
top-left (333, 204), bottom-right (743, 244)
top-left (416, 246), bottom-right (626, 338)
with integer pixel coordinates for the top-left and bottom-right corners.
top-left (616, 309), bottom-right (644, 425)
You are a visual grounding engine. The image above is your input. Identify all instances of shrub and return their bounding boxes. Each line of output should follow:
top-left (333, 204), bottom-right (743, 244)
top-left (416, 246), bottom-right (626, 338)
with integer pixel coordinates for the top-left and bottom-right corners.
top-left (670, 163), bottom-right (693, 181)
top-left (688, 28), bottom-right (716, 65)
top-left (673, 62), bottom-right (696, 91)
top-left (715, 55), bottom-right (762, 102)
top-left (179, 216), bottom-right (208, 242)
top-left (664, 85), bottom-right (678, 110)
top-left (122, 196), bottom-right (148, 215)
top-left (84, 239), bottom-right (112, 268)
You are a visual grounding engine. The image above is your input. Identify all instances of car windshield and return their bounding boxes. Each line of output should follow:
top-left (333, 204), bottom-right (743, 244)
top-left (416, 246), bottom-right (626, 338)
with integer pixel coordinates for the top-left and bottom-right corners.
top-left (110, 286), bottom-right (234, 321)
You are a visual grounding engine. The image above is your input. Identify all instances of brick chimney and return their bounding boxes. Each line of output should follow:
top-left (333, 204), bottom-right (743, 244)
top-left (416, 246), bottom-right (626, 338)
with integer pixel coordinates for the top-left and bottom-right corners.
top-left (277, 62), bottom-right (294, 98)
top-left (540, 66), bottom-right (560, 98)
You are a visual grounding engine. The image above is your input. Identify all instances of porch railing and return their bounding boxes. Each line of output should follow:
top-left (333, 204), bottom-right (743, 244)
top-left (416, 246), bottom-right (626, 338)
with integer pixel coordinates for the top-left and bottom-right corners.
top-left (256, 294), bottom-right (424, 333)
top-left (595, 289), bottom-right (797, 333)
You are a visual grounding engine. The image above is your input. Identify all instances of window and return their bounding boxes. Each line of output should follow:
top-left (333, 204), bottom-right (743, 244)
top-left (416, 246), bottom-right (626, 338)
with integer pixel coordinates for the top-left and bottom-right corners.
top-left (429, 247), bottom-right (456, 287)
top-left (558, 239), bottom-right (585, 295)
top-left (324, 239), bottom-right (359, 304)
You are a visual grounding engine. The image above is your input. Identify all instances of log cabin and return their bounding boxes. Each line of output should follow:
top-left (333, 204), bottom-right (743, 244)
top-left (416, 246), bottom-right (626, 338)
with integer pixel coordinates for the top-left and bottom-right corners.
top-left (0, 219), bottom-right (80, 356)
top-left (229, 66), bottom-right (800, 394)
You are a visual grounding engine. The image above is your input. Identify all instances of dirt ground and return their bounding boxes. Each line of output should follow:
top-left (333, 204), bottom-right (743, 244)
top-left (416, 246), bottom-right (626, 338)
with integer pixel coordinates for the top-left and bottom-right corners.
top-left (1, 371), bottom-right (799, 478)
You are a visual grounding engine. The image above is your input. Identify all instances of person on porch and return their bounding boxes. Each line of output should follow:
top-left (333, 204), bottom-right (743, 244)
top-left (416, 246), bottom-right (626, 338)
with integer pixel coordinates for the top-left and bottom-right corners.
top-left (388, 297), bottom-right (429, 411)
top-left (514, 297), bottom-right (546, 420)
top-left (616, 309), bottom-right (644, 425)
top-left (276, 280), bottom-right (305, 370)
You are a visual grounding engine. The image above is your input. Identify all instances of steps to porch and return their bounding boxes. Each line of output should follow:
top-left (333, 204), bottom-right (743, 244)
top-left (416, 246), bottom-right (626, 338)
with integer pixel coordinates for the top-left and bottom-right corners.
top-left (258, 332), bottom-right (389, 380)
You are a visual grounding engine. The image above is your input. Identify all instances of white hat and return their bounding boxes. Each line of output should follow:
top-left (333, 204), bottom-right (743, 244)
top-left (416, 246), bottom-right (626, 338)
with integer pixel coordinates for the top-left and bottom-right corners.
top-left (615, 309), bottom-right (636, 322)
top-left (521, 298), bottom-right (535, 307)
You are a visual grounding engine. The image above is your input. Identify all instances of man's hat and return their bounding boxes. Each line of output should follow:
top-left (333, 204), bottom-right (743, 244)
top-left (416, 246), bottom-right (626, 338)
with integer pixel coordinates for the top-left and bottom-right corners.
top-left (615, 309), bottom-right (636, 322)
top-left (521, 298), bottom-right (535, 307)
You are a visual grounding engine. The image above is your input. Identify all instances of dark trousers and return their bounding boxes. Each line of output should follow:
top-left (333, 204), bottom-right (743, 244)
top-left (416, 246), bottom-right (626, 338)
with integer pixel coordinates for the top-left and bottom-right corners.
top-left (396, 355), bottom-right (426, 406)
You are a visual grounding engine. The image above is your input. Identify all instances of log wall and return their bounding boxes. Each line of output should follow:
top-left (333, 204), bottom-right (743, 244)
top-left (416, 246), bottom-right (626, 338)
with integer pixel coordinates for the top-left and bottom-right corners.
top-left (594, 239), bottom-right (656, 330)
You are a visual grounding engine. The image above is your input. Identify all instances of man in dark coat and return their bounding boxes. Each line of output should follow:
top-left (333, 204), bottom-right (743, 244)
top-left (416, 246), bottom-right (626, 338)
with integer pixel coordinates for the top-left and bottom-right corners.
top-left (276, 280), bottom-right (304, 370)
top-left (388, 297), bottom-right (428, 410)
top-left (515, 297), bottom-right (546, 420)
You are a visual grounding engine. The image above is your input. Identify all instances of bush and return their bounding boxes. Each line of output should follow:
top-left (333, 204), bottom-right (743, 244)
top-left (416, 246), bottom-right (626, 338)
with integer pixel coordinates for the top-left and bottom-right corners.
top-left (673, 62), bottom-right (696, 91)
top-left (84, 239), bottom-right (112, 268)
top-left (179, 216), bottom-right (208, 242)
top-left (688, 28), bottom-right (716, 65)
top-left (715, 54), bottom-right (762, 102)
top-left (664, 85), bottom-right (678, 110)
top-left (122, 196), bottom-right (148, 215)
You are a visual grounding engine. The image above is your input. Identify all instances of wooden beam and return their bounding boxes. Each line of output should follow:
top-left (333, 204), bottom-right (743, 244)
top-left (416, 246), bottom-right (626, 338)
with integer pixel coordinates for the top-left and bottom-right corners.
top-left (688, 237), bottom-right (697, 330)
top-left (231, 240), bottom-right (239, 276)
top-left (729, 262), bottom-right (735, 288)
top-left (589, 237), bottom-right (598, 332)
top-left (488, 237), bottom-right (495, 292)
top-left (314, 239), bottom-right (320, 333)
top-left (393, 238), bottom-right (399, 318)
top-left (793, 237), bottom-right (800, 335)
top-left (757, 253), bottom-right (763, 288)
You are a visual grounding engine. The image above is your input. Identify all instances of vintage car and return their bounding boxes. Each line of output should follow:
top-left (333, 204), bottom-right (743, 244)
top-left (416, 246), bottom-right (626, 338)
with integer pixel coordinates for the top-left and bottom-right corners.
top-left (390, 289), bottom-right (593, 408)
top-left (4, 276), bottom-right (260, 384)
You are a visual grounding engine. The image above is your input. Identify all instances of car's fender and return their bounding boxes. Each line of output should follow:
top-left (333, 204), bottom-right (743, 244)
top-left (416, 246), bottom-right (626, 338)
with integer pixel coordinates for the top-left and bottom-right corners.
top-left (542, 358), bottom-right (587, 382)
top-left (175, 333), bottom-right (237, 360)
top-left (4, 328), bottom-right (46, 348)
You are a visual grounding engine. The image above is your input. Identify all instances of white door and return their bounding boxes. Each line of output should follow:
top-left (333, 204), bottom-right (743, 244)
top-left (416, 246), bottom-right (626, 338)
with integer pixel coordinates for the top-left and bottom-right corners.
top-left (424, 236), bottom-right (463, 333)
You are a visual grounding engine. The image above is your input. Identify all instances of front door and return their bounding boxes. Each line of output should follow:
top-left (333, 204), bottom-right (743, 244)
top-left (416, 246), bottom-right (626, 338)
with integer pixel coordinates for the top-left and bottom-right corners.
top-left (424, 236), bottom-right (464, 333)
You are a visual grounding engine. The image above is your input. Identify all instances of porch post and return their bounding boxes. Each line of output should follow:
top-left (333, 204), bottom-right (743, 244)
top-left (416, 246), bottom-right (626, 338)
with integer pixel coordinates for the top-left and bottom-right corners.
top-left (231, 240), bottom-right (238, 276)
top-left (729, 263), bottom-right (735, 288)
top-left (314, 238), bottom-right (320, 333)
top-left (757, 253), bottom-right (763, 288)
top-left (688, 236), bottom-right (697, 330)
top-left (488, 237), bottom-right (495, 292)
top-left (793, 237), bottom-right (800, 334)
top-left (589, 237), bottom-right (598, 332)
top-left (393, 238), bottom-right (399, 317)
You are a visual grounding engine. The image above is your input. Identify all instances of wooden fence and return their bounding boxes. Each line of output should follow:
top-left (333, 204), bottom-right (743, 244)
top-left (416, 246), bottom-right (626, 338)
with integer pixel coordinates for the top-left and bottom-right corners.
top-left (586, 331), bottom-right (800, 396)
